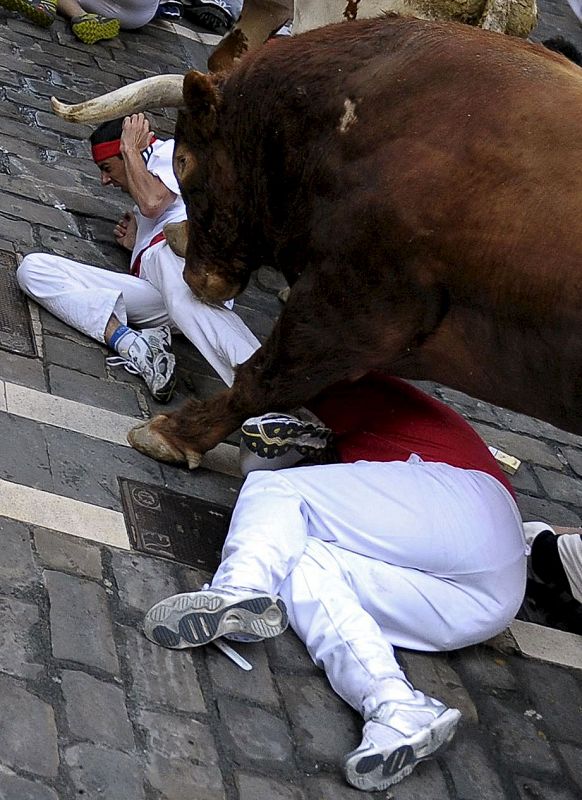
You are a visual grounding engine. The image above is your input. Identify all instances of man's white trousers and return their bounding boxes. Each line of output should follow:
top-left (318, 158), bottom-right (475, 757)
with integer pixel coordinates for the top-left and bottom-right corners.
top-left (212, 457), bottom-right (527, 718)
top-left (17, 244), bottom-right (259, 386)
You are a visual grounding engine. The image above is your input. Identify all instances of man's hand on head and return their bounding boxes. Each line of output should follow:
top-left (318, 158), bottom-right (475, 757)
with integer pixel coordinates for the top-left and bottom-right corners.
top-left (120, 114), bottom-right (154, 156)
top-left (114, 210), bottom-right (137, 251)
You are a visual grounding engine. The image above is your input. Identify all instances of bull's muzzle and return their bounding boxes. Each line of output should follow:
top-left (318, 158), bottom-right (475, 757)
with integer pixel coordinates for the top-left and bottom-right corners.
top-left (183, 264), bottom-right (240, 304)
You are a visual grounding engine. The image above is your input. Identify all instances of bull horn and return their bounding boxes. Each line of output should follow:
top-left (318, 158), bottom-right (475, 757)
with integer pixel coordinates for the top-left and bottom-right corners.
top-left (51, 74), bottom-right (186, 123)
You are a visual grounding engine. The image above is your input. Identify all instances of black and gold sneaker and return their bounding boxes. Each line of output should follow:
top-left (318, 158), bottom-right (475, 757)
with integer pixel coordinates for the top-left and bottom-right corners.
top-left (0, 0), bottom-right (56, 27)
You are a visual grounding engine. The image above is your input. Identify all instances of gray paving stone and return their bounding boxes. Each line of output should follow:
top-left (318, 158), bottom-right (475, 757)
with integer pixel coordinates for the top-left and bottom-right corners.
top-left (0, 351), bottom-right (46, 391)
top-left (399, 651), bottom-right (478, 722)
top-left (515, 775), bottom-right (580, 800)
top-left (0, 217), bottom-right (34, 248)
top-left (159, 463), bottom-right (242, 510)
top-left (120, 625), bottom-right (206, 713)
top-left (0, 595), bottom-right (41, 679)
top-left (138, 710), bottom-right (225, 800)
top-left (45, 570), bottom-right (119, 674)
top-left (265, 630), bottom-right (320, 675)
top-left (0, 414), bottom-right (52, 492)
top-left (517, 495), bottom-right (582, 527)
top-left (560, 446), bottom-right (582, 479)
top-left (518, 661), bottom-right (582, 744)
top-left (207, 641), bottom-right (280, 707)
top-left (62, 670), bottom-right (134, 750)
top-left (0, 193), bottom-right (78, 234)
top-left (0, 769), bottom-right (59, 800)
top-left (39, 308), bottom-right (99, 345)
top-left (38, 227), bottom-right (120, 268)
top-left (65, 743), bottom-right (145, 799)
top-left (556, 743), bottom-right (582, 790)
top-left (217, 696), bottom-right (294, 767)
top-left (0, 517), bottom-right (40, 591)
top-left (48, 364), bottom-right (141, 416)
top-left (0, 674), bottom-right (59, 777)
top-left (44, 335), bottom-right (106, 379)
top-left (304, 775), bottom-right (372, 800)
top-left (480, 696), bottom-right (561, 775)
top-left (206, 643), bottom-right (279, 708)
top-left (237, 774), bottom-right (306, 800)
top-left (376, 760), bottom-right (452, 799)
top-left (455, 646), bottom-right (517, 692)
top-left (45, 427), bottom-right (163, 513)
top-left (494, 407), bottom-right (582, 448)
top-left (277, 676), bottom-right (360, 767)
top-left (534, 467), bottom-right (582, 507)
top-left (509, 463), bottom-right (541, 495)
top-left (34, 528), bottom-right (103, 580)
top-left (111, 551), bottom-right (180, 614)
top-left (34, 111), bottom-right (92, 140)
top-left (437, 387), bottom-right (503, 425)
top-left (473, 424), bottom-right (563, 470)
top-left (442, 732), bottom-right (510, 800)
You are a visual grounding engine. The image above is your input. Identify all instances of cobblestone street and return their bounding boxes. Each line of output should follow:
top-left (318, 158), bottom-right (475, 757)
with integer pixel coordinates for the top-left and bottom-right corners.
top-left (1, 3), bottom-right (582, 799)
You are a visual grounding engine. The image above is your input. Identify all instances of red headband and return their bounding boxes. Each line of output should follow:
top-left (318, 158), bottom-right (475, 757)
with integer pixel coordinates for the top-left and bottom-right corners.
top-left (91, 135), bottom-right (158, 164)
top-left (91, 138), bottom-right (122, 163)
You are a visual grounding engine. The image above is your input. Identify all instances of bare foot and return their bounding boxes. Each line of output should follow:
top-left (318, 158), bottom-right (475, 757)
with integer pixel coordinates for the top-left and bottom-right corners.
top-left (114, 211), bottom-right (137, 251)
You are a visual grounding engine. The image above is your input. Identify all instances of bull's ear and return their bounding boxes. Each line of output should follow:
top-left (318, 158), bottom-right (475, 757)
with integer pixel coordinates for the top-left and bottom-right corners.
top-left (182, 70), bottom-right (220, 138)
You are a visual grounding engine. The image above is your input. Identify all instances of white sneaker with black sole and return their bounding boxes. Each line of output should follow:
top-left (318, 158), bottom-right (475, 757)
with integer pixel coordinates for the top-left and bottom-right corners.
top-left (344, 695), bottom-right (461, 791)
top-left (144, 587), bottom-right (288, 649)
top-left (107, 325), bottom-right (176, 403)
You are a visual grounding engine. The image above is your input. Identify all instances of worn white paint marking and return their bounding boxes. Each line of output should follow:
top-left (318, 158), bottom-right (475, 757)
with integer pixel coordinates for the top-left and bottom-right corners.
top-left (1, 380), bottom-right (241, 477)
top-left (510, 619), bottom-right (582, 670)
top-left (150, 19), bottom-right (222, 45)
top-left (3, 380), bottom-right (140, 447)
top-left (0, 478), bottom-right (129, 549)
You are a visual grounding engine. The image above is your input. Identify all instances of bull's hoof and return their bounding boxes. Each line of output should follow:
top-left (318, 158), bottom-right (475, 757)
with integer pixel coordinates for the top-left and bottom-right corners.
top-left (128, 416), bottom-right (203, 470)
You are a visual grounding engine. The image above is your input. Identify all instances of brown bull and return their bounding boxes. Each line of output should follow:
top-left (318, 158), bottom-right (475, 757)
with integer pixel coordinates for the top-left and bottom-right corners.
top-left (53, 17), bottom-right (582, 468)
top-left (208, 0), bottom-right (537, 73)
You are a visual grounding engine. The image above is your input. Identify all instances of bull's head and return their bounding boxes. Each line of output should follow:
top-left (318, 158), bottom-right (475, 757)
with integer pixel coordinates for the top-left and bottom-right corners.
top-left (51, 73), bottom-right (252, 304)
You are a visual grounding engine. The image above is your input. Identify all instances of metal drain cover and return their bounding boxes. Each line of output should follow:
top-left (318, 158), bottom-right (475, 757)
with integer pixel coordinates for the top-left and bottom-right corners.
top-left (119, 479), bottom-right (231, 572)
top-left (0, 250), bottom-right (36, 357)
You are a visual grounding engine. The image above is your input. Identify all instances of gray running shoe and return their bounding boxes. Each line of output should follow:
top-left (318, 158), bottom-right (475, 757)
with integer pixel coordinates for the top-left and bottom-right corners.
top-left (344, 695), bottom-right (461, 791)
top-left (241, 413), bottom-right (332, 460)
top-left (107, 325), bottom-right (176, 403)
top-left (144, 587), bottom-right (288, 649)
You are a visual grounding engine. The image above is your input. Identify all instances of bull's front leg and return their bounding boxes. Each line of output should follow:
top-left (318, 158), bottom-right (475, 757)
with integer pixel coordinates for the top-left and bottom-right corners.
top-left (127, 272), bottom-right (429, 468)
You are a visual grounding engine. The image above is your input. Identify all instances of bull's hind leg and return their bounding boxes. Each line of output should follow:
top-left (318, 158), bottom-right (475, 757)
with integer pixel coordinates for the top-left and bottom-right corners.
top-left (127, 277), bottom-right (429, 467)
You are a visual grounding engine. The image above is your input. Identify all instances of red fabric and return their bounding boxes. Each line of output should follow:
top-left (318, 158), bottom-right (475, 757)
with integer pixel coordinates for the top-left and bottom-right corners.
top-left (309, 374), bottom-right (515, 497)
top-left (130, 231), bottom-right (166, 277)
top-left (91, 135), bottom-right (157, 164)
top-left (91, 139), bottom-right (122, 163)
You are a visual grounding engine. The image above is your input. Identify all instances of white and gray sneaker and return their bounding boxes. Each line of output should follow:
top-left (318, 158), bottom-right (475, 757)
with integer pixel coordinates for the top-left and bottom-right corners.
top-left (107, 325), bottom-right (176, 403)
top-left (144, 586), bottom-right (288, 649)
top-left (241, 412), bottom-right (332, 460)
top-left (344, 694), bottom-right (461, 791)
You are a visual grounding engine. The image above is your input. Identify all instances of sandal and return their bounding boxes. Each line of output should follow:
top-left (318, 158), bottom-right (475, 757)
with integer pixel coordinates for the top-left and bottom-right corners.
top-left (70, 12), bottom-right (120, 44)
top-left (0, 0), bottom-right (57, 27)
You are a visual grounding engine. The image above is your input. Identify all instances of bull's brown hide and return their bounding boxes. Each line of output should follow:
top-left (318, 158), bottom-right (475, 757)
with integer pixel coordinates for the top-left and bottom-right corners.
top-left (119, 16), bottom-right (582, 465)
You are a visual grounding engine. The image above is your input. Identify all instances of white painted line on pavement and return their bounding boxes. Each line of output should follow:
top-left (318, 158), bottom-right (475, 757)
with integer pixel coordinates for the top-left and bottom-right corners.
top-left (0, 478), bottom-right (129, 550)
top-left (3, 379), bottom-right (138, 446)
top-left (510, 619), bottom-right (582, 671)
top-left (0, 379), bottom-right (241, 477)
top-left (150, 19), bottom-right (222, 45)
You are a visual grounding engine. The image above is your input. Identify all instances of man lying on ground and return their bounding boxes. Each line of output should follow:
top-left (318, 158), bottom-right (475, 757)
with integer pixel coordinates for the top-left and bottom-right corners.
top-left (17, 114), bottom-right (259, 402)
top-left (143, 373), bottom-right (527, 792)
